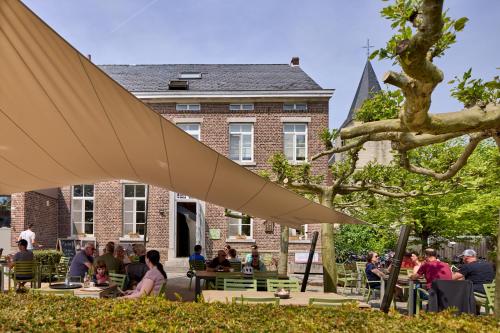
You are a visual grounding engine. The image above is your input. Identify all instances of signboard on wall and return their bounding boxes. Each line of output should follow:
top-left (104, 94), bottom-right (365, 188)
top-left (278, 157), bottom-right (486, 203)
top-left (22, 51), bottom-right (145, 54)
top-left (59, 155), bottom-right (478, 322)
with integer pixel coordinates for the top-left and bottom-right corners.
top-left (294, 252), bottom-right (319, 264)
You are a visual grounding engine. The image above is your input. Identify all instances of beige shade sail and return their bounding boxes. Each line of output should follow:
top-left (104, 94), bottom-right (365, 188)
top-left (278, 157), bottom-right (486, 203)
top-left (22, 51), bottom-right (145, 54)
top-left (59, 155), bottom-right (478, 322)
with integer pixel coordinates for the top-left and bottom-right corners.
top-left (0, 0), bottom-right (363, 228)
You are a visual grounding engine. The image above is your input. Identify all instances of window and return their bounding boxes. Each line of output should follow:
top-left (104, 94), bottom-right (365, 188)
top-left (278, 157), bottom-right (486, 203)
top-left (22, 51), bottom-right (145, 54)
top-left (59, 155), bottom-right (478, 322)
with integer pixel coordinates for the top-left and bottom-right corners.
top-left (227, 210), bottom-right (253, 239)
top-left (123, 184), bottom-right (147, 237)
top-left (284, 123), bottom-right (307, 162)
top-left (229, 104), bottom-right (254, 111)
top-left (176, 104), bottom-right (201, 111)
top-left (178, 123), bottom-right (200, 140)
top-left (229, 123), bottom-right (254, 162)
top-left (283, 103), bottom-right (308, 111)
top-left (179, 72), bottom-right (202, 79)
top-left (289, 225), bottom-right (308, 240)
top-left (71, 185), bottom-right (94, 236)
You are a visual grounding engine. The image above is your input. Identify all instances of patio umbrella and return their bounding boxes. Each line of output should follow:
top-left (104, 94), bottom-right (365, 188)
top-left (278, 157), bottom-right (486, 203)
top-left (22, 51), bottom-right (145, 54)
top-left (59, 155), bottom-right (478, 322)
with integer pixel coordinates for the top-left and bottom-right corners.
top-left (0, 0), bottom-right (363, 228)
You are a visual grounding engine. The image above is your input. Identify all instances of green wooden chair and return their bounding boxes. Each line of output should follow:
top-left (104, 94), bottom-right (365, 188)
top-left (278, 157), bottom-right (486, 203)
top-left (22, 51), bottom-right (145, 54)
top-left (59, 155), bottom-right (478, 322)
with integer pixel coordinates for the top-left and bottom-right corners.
top-left (224, 278), bottom-right (257, 291)
top-left (415, 287), bottom-right (429, 315)
top-left (229, 261), bottom-right (242, 272)
top-left (31, 288), bottom-right (74, 296)
top-left (475, 283), bottom-right (495, 314)
top-left (309, 297), bottom-right (357, 307)
top-left (188, 259), bottom-right (206, 291)
top-left (267, 279), bottom-right (300, 292)
top-left (336, 263), bottom-right (357, 295)
top-left (214, 272), bottom-right (242, 290)
top-left (109, 272), bottom-right (127, 290)
top-left (12, 261), bottom-right (37, 290)
top-left (59, 257), bottom-right (70, 266)
top-left (232, 296), bottom-right (279, 305)
top-left (156, 281), bottom-right (167, 298)
top-left (254, 271), bottom-right (278, 291)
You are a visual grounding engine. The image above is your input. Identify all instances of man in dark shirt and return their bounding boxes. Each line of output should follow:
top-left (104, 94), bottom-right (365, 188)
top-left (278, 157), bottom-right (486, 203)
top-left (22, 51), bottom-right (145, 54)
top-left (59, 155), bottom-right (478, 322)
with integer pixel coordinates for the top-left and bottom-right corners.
top-left (69, 243), bottom-right (95, 279)
top-left (207, 250), bottom-right (231, 272)
top-left (452, 249), bottom-right (494, 294)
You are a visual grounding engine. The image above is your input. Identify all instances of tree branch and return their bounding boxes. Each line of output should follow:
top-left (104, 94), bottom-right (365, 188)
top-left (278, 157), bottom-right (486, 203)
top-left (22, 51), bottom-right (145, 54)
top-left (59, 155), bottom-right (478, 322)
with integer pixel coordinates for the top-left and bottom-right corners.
top-left (340, 103), bottom-right (500, 139)
top-left (399, 133), bottom-right (489, 180)
top-left (383, 71), bottom-right (411, 91)
top-left (311, 135), bottom-right (369, 160)
top-left (284, 181), bottom-right (324, 196)
top-left (333, 148), bottom-right (361, 188)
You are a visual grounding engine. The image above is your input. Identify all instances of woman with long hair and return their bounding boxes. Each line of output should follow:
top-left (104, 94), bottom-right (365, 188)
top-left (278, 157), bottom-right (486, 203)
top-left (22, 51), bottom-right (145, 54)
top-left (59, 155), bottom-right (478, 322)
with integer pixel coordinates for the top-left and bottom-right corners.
top-left (123, 250), bottom-right (166, 298)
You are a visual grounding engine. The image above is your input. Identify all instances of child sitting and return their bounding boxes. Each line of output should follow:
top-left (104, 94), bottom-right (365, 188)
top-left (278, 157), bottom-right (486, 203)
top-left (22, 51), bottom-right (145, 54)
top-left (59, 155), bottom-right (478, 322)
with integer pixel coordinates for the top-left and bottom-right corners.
top-left (94, 260), bottom-right (109, 284)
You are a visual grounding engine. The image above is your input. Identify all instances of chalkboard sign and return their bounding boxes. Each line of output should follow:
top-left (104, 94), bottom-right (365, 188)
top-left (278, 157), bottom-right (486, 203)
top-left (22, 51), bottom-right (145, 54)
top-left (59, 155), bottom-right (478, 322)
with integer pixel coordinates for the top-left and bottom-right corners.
top-left (57, 238), bottom-right (78, 260)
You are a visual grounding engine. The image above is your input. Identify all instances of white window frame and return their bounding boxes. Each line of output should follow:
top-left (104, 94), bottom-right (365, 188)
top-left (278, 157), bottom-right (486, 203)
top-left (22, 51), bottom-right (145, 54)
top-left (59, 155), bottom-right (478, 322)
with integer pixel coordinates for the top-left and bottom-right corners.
top-left (229, 123), bottom-right (254, 163)
top-left (178, 123), bottom-right (201, 140)
top-left (289, 225), bottom-right (308, 240)
top-left (176, 104), bottom-right (201, 111)
top-left (283, 123), bottom-right (308, 163)
top-left (283, 103), bottom-right (308, 111)
top-left (179, 72), bottom-right (202, 79)
top-left (71, 185), bottom-right (94, 237)
top-left (229, 104), bottom-right (254, 111)
top-left (227, 210), bottom-right (253, 240)
top-left (123, 184), bottom-right (148, 237)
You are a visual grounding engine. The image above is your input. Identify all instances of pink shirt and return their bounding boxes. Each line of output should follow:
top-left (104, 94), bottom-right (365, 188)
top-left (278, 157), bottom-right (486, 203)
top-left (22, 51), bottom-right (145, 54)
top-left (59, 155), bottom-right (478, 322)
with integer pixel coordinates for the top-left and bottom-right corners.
top-left (133, 266), bottom-right (166, 296)
top-left (417, 260), bottom-right (452, 289)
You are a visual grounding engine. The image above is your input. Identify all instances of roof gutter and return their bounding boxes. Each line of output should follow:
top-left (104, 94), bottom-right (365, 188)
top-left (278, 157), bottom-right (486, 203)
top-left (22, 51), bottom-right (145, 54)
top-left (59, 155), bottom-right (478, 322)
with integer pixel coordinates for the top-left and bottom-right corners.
top-left (133, 89), bottom-right (335, 100)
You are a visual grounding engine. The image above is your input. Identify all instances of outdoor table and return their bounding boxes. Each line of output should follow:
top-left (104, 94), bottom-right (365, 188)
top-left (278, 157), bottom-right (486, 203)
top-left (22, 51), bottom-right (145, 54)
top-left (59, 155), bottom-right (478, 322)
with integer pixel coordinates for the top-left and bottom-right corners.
top-left (381, 275), bottom-right (425, 315)
top-left (38, 283), bottom-right (117, 298)
top-left (202, 290), bottom-right (370, 308)
top-left (194, 271), bottom-right (289, 301)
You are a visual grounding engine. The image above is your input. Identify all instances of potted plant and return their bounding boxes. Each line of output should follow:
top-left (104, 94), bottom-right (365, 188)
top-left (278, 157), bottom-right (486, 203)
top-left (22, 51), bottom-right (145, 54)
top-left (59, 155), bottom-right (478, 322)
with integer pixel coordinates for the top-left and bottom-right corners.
top-left (128, 232), bottom-right (140, 239)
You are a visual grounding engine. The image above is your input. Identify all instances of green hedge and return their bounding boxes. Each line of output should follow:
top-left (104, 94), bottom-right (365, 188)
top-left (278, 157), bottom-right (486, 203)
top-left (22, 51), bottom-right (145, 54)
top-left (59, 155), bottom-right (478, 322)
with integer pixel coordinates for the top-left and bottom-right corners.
top-left (33, 250), bottom-right (62, 265)
top-left (0, 294), bottom-right (498, 332)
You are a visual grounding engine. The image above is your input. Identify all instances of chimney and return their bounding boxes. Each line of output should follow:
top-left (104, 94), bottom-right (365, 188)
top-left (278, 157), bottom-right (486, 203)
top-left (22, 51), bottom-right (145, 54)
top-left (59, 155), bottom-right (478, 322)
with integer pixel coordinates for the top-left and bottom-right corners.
top-left (87, 54), bottom-right (92, 61)
top-left (290, 57), bottom-right (300, 67)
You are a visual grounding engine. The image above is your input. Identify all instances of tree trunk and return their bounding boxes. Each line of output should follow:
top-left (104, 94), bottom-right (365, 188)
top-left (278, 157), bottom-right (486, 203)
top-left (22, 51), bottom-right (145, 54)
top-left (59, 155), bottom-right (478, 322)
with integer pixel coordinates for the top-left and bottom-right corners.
top-left (278, 225), bottom-right (289, 275)
top-left (495, 209), bottom-right (500, 320)
top-left (321, 223), bottom-right (337, 292)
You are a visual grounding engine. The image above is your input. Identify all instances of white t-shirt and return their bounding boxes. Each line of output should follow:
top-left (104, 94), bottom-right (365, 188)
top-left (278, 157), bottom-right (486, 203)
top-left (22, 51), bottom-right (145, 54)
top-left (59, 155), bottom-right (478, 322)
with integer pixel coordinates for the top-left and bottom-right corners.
top-left (19, 229), bottom-right (36, 250)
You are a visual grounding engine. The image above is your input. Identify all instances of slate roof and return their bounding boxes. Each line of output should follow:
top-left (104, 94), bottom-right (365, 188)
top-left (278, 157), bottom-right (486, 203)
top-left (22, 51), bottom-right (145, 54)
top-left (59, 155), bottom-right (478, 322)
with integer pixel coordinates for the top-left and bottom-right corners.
top-left (339, 60), bottom-right (381, 129)
top-left (98, 64), bottom-right (323, 92)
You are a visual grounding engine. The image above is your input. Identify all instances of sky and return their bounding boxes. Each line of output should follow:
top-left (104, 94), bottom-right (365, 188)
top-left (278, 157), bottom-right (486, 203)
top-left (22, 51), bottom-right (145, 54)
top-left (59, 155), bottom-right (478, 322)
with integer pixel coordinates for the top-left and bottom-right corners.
top-left (22, 0), bottom-right (500, 129)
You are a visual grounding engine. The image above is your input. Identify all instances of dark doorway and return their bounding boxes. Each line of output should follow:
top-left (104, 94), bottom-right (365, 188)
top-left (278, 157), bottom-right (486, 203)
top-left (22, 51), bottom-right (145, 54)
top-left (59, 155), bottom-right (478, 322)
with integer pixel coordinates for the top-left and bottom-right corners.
top-left (176, 202), bottom-right (196, 257)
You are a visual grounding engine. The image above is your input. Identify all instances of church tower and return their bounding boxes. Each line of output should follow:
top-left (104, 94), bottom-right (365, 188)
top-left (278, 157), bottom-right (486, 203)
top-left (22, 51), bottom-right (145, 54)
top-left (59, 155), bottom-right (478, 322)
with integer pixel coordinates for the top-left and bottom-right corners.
top-left (332, 60), bottom-right (393, 167)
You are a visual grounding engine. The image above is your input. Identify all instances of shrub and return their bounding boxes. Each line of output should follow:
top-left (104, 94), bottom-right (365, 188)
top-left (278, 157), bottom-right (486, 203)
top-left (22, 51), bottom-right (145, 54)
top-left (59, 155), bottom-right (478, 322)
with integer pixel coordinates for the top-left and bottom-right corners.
top-left (32, 249), bottom-right (62, 265)
top-left (0, 294), bottom-right (498, 332)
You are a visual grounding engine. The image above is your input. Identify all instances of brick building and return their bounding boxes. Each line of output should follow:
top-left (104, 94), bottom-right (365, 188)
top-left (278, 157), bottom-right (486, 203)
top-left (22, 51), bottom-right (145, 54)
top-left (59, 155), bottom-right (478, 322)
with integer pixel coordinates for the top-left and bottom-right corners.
top-left (9, 58), bottom-right (333, 269)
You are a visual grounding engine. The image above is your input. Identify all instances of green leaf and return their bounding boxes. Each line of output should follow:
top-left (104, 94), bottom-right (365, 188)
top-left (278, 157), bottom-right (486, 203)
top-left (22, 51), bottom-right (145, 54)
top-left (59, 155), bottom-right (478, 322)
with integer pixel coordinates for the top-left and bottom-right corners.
top-left (453, 17), bottom-right (469, 31)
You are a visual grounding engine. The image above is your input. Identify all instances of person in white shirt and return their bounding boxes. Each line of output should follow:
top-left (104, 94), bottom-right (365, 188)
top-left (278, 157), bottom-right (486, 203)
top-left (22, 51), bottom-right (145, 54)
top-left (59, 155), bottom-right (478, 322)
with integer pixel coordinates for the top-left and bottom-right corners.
top-left (18, 224), bottom-right (36, 250)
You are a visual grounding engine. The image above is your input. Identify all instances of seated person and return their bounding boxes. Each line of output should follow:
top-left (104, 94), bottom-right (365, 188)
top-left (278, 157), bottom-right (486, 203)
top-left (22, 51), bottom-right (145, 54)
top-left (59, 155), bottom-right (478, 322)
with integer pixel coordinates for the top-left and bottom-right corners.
top-left (365, 251), bottom-right (386, 289)
top-left (245, 245), bottom-right (259, 263)
top-left (246, 253), bottom-right (266, 272)
top-left (401, 252), bottom-right (415, 269)
top-left (207, 250), bottom-right (231, 272)
top-left (96, 242), bottom-right (124, 274)
top-left (69, 243), bottom-right (95, 279)
top-left (189, 245), bottom-right (205, 262)
top-left (411, 248), bottom-right (452, 300)
top-left (7, 239), bottom-right (34, 291)
top-left (123, 250), bottom-right (166, 298)
top-left (93, 260), bottom-right (109, 285)
top-left (227, 248), bottom-right (240, 263)
top-left (115, 245), bottom-right (131, 265)
top-left (452, 249), bottom-right (494, 295)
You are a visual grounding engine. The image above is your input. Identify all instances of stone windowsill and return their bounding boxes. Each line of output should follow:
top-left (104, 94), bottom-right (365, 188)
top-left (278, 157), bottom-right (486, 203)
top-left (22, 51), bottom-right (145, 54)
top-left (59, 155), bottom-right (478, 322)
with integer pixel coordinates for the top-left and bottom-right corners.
top-left (119, 236), bottom-right (149, 242)
top-left (289, 239), bottom-right (311, 244)
top-left (226, 238), bottom-right (256, 243)
top-left (237, 161), bottom-right (257, 167)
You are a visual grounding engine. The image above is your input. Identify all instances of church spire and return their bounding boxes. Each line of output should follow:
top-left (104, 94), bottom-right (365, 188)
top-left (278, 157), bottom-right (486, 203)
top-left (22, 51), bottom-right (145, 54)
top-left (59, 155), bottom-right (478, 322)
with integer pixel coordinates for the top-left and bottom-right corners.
top-left (339, 60), bottom-right (381, 129)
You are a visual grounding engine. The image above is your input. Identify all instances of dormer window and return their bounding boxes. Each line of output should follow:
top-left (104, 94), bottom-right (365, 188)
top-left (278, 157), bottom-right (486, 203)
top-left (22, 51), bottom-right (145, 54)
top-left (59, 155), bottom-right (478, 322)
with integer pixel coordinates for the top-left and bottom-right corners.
top-left (168, 80), bottom-right (189, 90)
top-left (179, 72), bottom-right (202, 79)
top-left (284, 103), bottom-right (308, 111)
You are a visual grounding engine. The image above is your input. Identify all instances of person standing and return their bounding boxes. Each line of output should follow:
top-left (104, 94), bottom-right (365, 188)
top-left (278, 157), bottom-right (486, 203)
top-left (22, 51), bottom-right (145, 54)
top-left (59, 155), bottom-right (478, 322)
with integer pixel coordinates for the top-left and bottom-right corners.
top-left (18, 224), bottom-right (36, 251)
top-left (452, 249), bottom-right (494, 294)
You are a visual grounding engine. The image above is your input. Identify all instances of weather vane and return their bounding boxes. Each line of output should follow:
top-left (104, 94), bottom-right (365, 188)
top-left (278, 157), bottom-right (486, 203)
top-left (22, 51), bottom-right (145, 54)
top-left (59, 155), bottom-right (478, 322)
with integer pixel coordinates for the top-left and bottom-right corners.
top-left (362, 39), bottom-right (374, 58)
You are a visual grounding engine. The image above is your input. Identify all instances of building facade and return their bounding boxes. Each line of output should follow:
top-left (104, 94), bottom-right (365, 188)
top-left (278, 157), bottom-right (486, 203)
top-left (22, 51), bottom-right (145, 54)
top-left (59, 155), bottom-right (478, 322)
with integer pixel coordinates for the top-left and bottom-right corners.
top-left (9, 58), bottom-right (333, 269)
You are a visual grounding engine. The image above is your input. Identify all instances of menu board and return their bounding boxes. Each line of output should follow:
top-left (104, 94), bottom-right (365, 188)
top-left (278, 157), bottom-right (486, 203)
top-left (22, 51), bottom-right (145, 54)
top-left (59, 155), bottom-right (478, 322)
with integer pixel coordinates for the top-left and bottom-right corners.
top-left (57, 238), bottom-right (78, 260)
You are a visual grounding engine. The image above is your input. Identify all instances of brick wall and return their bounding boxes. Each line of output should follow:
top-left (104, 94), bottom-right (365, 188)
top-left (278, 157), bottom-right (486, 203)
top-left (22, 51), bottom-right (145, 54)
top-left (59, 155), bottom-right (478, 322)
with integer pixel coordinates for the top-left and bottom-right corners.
top-left (10, 191), bottom-right (58, 248)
